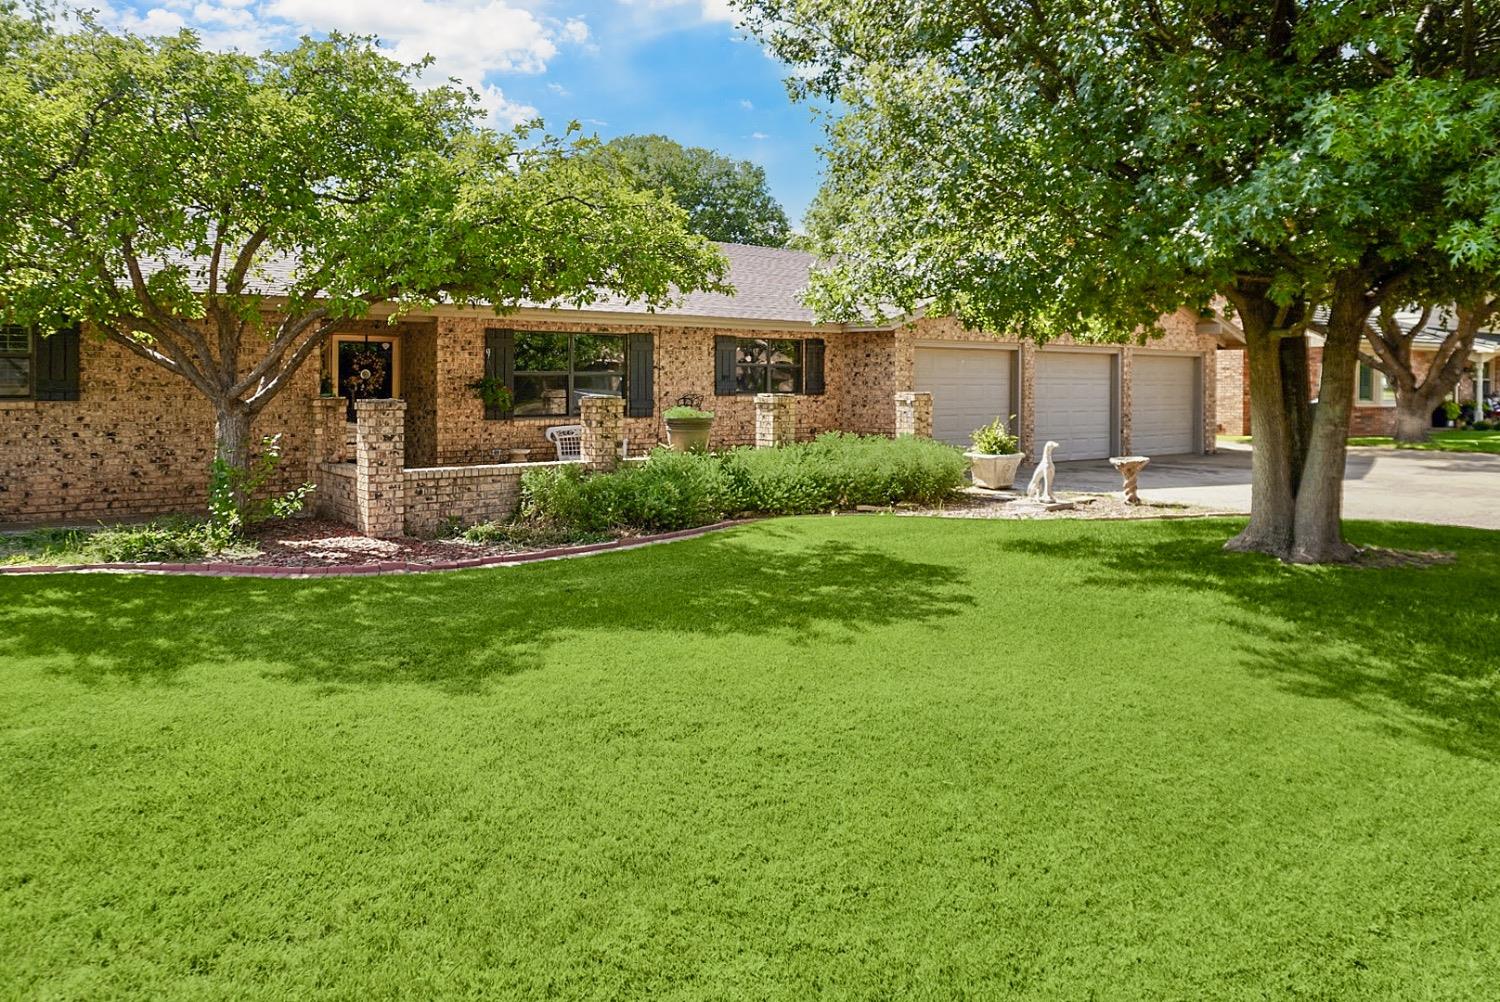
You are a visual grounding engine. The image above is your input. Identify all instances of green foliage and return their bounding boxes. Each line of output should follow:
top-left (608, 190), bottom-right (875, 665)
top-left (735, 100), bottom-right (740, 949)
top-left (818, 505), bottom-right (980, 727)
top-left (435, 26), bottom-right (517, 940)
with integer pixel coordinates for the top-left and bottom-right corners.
top-left (458, 520), bottom-right (609, 548)
top-left (0, 519), bottom-right (229, 565)
top-left (207, 435), bottom-right (313, 544)
top-left (85, 522), bottom-right (211, 563)
top-left (1443, 400), bottom-right (1464, 422)
top-left (468, 377), bottom-right (513, 413)
top-left (969, 417), bottom-right (1019, 455)
top-left (520, 434), bottom-right (967, 534)
top-left (0, 12), bottom-right (729, 471)
top-left (663, 405), bottom-right (715, 420)
top-left (744, 2), bottom-right (1500, 335)
top-left (594, 134), bottom-right (791, 246)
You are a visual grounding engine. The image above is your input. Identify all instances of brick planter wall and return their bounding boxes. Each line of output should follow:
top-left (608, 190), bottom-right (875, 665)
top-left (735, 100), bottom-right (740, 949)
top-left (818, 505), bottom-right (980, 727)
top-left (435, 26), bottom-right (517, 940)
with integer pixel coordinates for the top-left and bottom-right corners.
top-left (402, 463), bottom-right (560, 537)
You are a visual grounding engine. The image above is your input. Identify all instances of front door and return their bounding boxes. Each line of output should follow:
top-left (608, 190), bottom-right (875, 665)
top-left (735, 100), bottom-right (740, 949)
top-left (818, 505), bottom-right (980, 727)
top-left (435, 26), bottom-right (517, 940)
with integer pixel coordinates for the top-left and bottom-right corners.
top-left (336, 337), bottom-right (398, 420)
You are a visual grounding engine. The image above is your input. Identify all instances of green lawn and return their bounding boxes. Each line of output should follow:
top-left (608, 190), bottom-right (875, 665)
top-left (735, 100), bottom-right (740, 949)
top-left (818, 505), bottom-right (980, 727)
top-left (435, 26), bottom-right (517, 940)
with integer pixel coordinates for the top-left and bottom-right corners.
top-left (1346, 429), bottom-right (1500, 453)
top-left (3, 517), bottom-right (1499, 999)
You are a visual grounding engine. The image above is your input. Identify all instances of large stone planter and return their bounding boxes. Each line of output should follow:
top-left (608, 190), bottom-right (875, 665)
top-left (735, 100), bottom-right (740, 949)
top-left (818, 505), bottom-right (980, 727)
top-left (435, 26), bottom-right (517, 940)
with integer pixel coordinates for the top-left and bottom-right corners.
top-left (965, 451), bottom-right (1024, 490)
top-left (666, 417), bottom-right (714, 453)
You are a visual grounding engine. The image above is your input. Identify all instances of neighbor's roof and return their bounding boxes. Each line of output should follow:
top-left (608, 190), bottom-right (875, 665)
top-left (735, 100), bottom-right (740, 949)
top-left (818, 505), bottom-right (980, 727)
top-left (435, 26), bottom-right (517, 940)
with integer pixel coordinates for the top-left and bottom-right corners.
top-left (1307, 305), bottom-right (1500, 356)
top-left (154, 241), bottom-right (842, 326)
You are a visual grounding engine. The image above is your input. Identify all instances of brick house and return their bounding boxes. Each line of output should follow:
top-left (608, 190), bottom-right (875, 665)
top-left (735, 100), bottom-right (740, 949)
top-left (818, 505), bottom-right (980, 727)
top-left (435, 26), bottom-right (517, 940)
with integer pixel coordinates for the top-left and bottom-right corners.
top-left (1213, 307), bottom-right (1500, 437)
top-left (1, 243), bottom-right (1219, 532)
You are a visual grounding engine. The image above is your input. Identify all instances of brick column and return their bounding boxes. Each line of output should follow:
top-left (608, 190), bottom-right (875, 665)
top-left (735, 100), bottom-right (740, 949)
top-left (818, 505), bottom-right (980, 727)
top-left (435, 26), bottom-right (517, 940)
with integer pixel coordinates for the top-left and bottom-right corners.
top-left (894, 391), bottom-right (933, 438)
top-left (579, 394), bottom-right (625, 471)
top-left (755, 393), bottom-right (797, 448)
top-left (354, 398), bottom-right (406, 538)
top-left (1019, 340), bottom-right (1038, 459)
top-left (310, 397), bottom-right (346, 469)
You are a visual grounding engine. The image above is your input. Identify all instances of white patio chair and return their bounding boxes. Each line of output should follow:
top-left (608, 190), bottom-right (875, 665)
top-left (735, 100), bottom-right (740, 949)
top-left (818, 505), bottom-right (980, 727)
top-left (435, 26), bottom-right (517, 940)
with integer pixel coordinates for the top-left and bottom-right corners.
top-left (545, 424), bottom-right (631, 462)
top-left (545, 424), bottom-right (583, 461)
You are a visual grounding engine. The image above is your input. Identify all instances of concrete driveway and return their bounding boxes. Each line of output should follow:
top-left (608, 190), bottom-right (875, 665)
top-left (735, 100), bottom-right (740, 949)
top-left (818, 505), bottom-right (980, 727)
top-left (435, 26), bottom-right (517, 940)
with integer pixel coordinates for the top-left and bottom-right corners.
top-left (1047, 443), bottom-right (1500, 530)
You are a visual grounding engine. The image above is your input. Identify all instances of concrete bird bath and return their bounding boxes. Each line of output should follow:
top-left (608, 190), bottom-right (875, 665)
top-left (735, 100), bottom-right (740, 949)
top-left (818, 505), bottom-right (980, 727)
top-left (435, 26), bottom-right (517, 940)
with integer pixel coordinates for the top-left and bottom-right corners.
top-left (1109, 455), bottom-right (1150, 505)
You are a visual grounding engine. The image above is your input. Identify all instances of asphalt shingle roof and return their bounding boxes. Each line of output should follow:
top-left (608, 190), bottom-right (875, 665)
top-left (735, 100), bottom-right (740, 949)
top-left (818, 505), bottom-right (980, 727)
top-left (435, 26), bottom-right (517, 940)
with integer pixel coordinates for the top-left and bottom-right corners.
top-left (154, 241), bottom-right (829, 325)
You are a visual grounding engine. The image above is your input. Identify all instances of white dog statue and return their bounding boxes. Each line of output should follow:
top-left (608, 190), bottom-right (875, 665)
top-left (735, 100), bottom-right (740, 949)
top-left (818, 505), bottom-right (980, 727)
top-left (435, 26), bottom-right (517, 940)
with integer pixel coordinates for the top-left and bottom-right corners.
top-left (1027, 440), bottom-right (1059, 503)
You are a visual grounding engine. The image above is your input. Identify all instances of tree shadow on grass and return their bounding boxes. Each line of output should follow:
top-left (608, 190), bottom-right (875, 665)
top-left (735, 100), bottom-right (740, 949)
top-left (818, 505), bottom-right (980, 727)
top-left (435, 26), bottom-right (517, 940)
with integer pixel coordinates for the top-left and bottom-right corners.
top-left (0, 529), bottom-right (975, 694)
top-left (1006, 519), bottom-right (1500, 761)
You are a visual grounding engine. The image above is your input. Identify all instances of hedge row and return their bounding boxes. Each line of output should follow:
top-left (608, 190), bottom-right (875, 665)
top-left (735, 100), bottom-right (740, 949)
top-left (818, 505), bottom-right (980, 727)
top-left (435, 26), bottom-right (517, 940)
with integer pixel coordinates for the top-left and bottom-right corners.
top-left (518, 433), bottom-right (968, 535)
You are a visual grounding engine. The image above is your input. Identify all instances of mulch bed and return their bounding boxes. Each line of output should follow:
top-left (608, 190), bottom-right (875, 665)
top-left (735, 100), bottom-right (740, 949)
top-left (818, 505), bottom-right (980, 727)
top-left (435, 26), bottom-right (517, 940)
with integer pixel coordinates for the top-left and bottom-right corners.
top-left (226, 519), bottom-right (522, 568)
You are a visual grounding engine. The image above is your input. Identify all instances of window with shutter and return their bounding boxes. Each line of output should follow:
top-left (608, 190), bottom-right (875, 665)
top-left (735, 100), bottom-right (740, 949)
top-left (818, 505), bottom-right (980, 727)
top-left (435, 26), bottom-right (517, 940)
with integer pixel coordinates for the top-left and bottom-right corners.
top-left (0, 326), bottom-right (30, 398)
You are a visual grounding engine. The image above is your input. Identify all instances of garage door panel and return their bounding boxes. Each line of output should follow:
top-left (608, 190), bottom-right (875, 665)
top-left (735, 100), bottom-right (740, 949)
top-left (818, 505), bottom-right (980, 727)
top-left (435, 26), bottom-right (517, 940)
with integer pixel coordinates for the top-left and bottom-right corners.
top-left (1034, 352), bottom-right (1114, 461)
top-left (1132, 354), bottom-right (1198, 456)
top-left (914, 347), bottom-right (1014, 447)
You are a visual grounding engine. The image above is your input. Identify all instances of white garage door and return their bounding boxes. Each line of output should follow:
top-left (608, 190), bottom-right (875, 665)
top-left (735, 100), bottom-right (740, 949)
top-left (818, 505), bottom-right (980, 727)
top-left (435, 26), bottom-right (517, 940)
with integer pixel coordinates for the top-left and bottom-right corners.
top-left (913, 346), bottom-right (1015, 447)
top-left (1131, 354), bottom-right (1199, 456)
top-left (1034, 352), bottom-right (1115, 461)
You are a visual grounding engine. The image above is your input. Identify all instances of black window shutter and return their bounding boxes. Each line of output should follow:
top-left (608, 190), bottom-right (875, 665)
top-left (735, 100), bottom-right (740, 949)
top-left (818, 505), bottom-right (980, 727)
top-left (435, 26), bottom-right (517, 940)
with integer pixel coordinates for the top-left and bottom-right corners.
top-left (34, 325), bottom-right (80, 401)
top-left (483, 328), bottom-right (514, 420)
top-left (714, 336), bottom-right (737, 396)
top-left (804, 338), bottom-right (826, 395)
top-left (626, 332), bottom-right (654, 417)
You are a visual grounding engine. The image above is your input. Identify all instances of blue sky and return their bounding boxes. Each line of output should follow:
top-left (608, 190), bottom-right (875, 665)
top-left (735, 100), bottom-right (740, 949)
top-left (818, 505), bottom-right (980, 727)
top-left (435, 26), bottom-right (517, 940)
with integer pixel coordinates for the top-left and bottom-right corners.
top-left (90, 1), bottom-right (827, 224)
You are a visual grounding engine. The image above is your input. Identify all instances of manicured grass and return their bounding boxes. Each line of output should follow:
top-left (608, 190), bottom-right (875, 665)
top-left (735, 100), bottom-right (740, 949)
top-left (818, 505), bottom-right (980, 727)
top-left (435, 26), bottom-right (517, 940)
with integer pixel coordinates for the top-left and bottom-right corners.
top-left (3, 517), bottom-right (1499, 999)
top-left (1347, 429), bottom-right (1500, 453)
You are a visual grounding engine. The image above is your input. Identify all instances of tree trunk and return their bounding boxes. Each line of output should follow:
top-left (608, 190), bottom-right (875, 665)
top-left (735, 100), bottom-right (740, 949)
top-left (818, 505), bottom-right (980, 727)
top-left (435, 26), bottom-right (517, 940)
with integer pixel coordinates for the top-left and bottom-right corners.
top-left (1392, 393), bottom-right (1435, 443)
top-left (1289, 287), bottom-right (1362, 564)
top-left (214, 404), bottom-right (254, 519)
top-left (1225, 303), bottom-right (1297, 559)
top-left (1279, 334), bottom-right (1312, 494)
top-left (215, 404), bottom-right (253, 470)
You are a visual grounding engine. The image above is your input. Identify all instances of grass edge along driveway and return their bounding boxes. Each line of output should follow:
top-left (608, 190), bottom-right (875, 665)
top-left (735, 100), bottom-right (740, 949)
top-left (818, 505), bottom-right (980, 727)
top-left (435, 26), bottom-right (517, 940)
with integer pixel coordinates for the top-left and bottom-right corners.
top-left (2, 515), bottom-right (1498, 1000)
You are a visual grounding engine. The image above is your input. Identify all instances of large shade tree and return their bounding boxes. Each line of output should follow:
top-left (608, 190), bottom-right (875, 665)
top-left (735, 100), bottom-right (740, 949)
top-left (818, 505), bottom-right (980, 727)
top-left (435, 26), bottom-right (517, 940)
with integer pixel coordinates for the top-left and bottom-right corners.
top-left (0, 9), bottom-right (728, 487)
top-left (594, 134), bottom-right (792, 247)
top-left (743, 0), bottom-right (1500, 562)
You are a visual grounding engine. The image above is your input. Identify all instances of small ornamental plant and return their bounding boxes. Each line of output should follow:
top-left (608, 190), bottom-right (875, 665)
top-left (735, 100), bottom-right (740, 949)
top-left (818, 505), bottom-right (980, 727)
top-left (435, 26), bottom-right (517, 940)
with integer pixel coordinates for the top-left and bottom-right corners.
top-left (970, 417), bottom-right (1019, 455)
top-left (664, 405), bottom-right (715, 421)
top-left (469, 377), bottom-right (514, 414)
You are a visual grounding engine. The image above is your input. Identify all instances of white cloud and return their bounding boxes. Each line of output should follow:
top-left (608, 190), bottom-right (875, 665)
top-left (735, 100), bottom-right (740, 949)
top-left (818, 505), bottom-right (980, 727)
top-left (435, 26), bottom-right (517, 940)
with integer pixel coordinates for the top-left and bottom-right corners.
top-left (749, 131), bottom-right (768, 140)
top-left (739, 98), bottom-right (753, 110)
top-left (474, 84), bottom-right (538, 127)
top-left (89, 2), bottom-right (592, 127)
top-left (547, 82), bottom-right (572, 97)
top-left (618, 0), bottom-right (738, 26)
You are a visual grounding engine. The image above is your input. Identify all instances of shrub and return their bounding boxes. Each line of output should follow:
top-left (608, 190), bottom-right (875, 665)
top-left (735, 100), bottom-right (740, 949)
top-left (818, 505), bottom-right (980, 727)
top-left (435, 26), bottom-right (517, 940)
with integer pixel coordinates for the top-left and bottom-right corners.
top-left (86, 522), bottom-right (211, 563)
top-left (207, 434), bottom-right (314, 546)
top-left (969, 417), bottom-right (1019, 455)
top-left (459, 520), bottom-right (609, 548)
top-left (664, 405), bottom-right (715, 420)
top-left (518, 434), bottom-right (966, 534)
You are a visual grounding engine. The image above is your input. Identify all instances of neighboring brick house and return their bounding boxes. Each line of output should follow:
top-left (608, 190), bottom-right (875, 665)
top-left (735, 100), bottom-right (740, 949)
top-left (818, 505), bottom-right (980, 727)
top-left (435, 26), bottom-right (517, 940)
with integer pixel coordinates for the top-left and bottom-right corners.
top-left (1213, 308), bottom-right (1500, 437)
top-left (0, 243), bottom-right (1219, 530)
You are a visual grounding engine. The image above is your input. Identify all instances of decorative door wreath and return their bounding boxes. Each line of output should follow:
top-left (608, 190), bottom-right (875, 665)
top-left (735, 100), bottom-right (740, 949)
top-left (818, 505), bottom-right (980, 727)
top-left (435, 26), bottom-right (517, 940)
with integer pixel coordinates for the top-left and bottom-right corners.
top-left (342, 346), bottom-right (388, 398)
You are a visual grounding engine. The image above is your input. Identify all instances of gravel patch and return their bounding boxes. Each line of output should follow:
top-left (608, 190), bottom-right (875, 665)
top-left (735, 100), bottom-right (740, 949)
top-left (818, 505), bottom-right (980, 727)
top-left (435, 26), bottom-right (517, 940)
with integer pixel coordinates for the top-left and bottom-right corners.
top-left (897, 488), bottom-right (1234, 521)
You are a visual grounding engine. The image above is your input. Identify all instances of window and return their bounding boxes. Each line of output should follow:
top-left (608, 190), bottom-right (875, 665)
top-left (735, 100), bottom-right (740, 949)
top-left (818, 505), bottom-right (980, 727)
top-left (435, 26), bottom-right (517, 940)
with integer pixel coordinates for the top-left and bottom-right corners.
top-left (512, 332), bottom-right (624, 417)
top-left (734, 338), bottom-right (803, 394)
top-left (0, 325), bottom-right (32, 398)
top-left (1356, 362), bottom-right (1392, 405)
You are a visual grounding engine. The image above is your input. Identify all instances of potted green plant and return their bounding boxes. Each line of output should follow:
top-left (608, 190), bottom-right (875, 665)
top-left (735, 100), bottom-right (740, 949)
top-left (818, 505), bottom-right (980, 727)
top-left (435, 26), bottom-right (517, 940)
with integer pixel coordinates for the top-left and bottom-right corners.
top-left (664, 405), bottom-right (715, 452)
top-left (469, 377), bottom-right (513, 417)
top-left (965, 417), bottom-right (1023, 489)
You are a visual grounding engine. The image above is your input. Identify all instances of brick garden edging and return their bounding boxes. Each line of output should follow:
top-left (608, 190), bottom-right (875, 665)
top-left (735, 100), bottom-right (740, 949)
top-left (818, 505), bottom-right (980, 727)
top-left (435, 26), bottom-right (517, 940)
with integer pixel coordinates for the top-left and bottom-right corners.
top-left (0, 520), bottom-right (752, 579)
